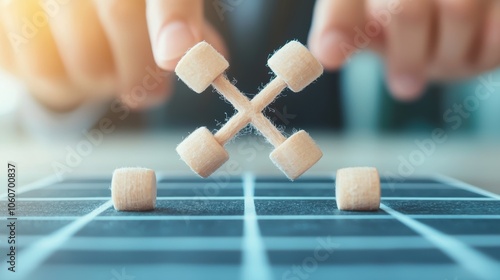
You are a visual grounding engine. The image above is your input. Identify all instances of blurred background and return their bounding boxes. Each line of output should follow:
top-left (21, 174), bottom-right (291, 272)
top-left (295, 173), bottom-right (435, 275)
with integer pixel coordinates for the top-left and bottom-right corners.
top-left (0, 0), bottom-right (499, 194)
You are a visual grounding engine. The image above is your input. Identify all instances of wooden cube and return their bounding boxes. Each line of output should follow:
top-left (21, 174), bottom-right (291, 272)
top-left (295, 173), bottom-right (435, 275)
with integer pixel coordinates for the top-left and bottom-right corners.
top-left (175, 41), bottom-right (229, 93)
top-left (111, 168), bottom-right (156, 211)
top-left (335, 167), bottom-right (380, 211)
top-left (269, 130), bottom-right (323, 180)
top-left (176, 127), bottom-right (229, 178)
top-left (267, 41), bottom-right (323, 92)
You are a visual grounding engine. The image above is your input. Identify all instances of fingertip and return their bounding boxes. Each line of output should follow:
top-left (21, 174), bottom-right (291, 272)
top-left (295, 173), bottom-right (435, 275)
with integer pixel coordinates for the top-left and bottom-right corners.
top-left (137, 89), bottom-right (172, 111)
top-left (309, 0), bottom-right (366, 71)
top-left (387, 71), bottom-right (427, 102)
top-left (121, 86), bottom-right (171, 111)
top-left (159, 22), bottom-right (228, 73)
top-left (204, 21), bottom-right (229, 61)
top-left (309, 30), bottom-right (353, 71)
top-left (120, 69), bottom-right (173, 111)
top-left (153, 21), bottom-right (199, 71)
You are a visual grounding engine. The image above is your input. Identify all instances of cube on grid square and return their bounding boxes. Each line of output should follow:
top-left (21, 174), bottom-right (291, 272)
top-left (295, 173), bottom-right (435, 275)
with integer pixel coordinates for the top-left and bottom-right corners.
top-left (335, 167), bottom-right (380, 211)
top-left (111, 167), bottom-right (157, 211)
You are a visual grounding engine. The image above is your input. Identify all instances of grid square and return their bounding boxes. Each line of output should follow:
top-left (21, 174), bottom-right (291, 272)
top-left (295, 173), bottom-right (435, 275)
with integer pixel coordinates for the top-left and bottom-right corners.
top-left (259, 219), bottom-right (417, 236)
top-left (417, 219), bottom-right (500, 235)
top-left (267, 249), bottom-right (453, 265)
top-left (475, 246), bottom-right (500, 262)
top-left (382, 188), bottom-right (486, 198)
top-left (256, 177), bottom-right (334, 183)
top-left (157, 182), bottom-right (243, 197)
top-left (255, 200), bottom-right (387, 216)
top-left (271, 264), bottom-right (474, 280)
top-left (158, 177), bottom-right (242, 184)
top-left (100, 200), bottom-right (244, 216)
top-left (255, 188), bottom-right (333, 197)
top-left (383, 200), bottom-right (500, 215)
top-left (381, 183), bottom-right (456, 189)
top-left (6, 220), bottom-right (73, 235)
top-left (0, 201), bottom-right (107, 217)
top-left (44, 250), bottom-right (242, 265)
top-left (76, 220), bottom-right (243, 237)
top-left (380, 178), bottom-right (442, 184)
top-left (29, 264), bottom-right (241, 280)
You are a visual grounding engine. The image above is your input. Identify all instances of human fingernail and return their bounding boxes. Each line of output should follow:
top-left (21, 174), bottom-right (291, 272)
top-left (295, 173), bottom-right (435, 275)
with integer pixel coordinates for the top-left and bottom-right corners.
top-left (156, 21), bottom-right (196, 63)
top-left (388, 72), bottom-right (426, 101)
top-left (312, 31), bottom-right (352, 70)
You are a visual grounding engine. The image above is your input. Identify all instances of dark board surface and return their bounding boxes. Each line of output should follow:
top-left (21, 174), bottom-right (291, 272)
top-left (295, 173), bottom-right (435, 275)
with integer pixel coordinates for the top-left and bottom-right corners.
top-left (1, 174), bottom-right (499, 280)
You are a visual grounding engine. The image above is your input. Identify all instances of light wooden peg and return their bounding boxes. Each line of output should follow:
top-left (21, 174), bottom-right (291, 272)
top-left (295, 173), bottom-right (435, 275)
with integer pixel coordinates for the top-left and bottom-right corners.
top-left (335, 167), bottom-right (381, 211)
top-left (111, 168), bottom-right (157, 211)
top-left (175, 41), bottom-right (324, 180)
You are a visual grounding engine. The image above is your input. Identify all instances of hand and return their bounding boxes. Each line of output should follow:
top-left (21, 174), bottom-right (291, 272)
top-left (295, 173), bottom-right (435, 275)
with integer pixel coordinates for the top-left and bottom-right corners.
top-left (0, 0), bottom-right (226, 111)
top-left (308, 0), bottom-right (500, 101)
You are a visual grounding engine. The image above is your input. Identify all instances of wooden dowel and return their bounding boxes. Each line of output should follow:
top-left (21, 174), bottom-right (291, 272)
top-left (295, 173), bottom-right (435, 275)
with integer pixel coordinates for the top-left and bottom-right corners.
top-left (175, 41), bottom-right (324, 179)
top-left (214, 111), bottom-right (251, 145)
top-left (211, 74), bottom-right (288, 147)
top-left (251, 113), bottom-right (286, 147)
top-left (212, 75), bottom-right (251, 112)
top-left (250, 77), bottom-right (287, 112)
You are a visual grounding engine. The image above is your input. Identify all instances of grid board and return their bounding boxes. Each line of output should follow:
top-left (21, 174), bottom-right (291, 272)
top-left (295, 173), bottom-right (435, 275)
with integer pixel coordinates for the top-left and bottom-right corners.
top-left (1, 174), bottom-right (500, 280)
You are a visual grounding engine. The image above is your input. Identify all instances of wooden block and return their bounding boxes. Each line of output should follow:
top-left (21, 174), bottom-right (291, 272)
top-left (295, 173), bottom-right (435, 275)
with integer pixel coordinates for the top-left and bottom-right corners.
top-left (335, 167), bottom-right (380, 211)
top-left (175, 41), bottom-right (229, 93)
top-left (267, 41), bottom-right (323, 92)
top-left (111, 168), bottom-right (156, 211)
top-left (269, 130), bottom-right (323, 180)
top-left (176, 127), bottom-right (229, 178)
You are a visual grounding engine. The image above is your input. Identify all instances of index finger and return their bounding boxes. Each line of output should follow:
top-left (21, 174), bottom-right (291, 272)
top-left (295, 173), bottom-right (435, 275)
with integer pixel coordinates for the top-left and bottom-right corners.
top-left (146, 0), bottom-right (204, 71)
top-left (308, 0), bottom-right (366, 70)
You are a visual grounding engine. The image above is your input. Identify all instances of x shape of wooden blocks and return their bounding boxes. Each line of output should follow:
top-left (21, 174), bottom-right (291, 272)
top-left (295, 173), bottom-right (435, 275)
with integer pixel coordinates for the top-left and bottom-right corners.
top-left (175, 41), bottom-right (323, 180)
